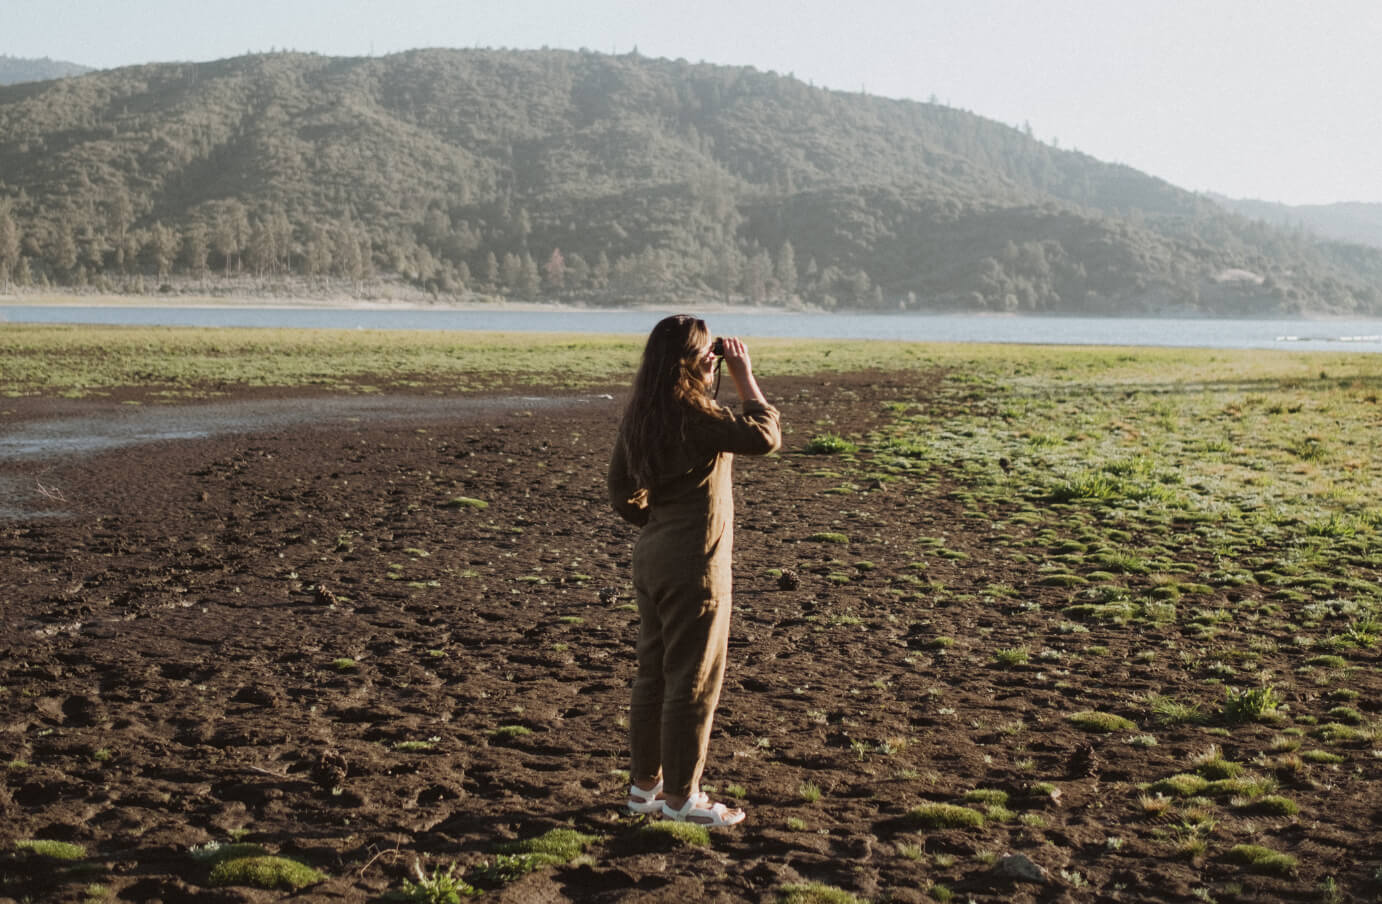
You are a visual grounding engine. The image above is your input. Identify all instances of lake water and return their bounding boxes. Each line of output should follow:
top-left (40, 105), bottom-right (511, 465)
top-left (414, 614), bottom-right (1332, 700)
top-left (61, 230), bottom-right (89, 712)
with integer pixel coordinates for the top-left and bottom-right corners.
top-left (3, 305), bottom-right (1382, 352)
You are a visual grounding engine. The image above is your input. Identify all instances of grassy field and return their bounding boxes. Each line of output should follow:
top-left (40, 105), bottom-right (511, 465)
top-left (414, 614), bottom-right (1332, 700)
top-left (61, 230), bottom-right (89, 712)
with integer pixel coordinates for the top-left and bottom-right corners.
top-left (5, 324), bottom-right (1382, 900)
top-left (4, 322), bottom-right (1381, 397)
top-left (1, 324), bottom-right (947, 398)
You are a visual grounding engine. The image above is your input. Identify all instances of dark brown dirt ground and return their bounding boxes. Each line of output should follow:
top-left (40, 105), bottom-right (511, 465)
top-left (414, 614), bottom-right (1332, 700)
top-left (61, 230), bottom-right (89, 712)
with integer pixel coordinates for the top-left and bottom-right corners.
top-left (1, 372), bottom-right (1379, 903)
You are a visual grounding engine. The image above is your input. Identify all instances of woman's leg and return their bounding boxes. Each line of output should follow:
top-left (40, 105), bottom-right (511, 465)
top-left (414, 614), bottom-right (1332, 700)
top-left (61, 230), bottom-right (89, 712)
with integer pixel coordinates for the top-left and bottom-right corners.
top-left (628, 577), bottom-right (665, 785)
top-left (657, 584), bottom-right (731, 800)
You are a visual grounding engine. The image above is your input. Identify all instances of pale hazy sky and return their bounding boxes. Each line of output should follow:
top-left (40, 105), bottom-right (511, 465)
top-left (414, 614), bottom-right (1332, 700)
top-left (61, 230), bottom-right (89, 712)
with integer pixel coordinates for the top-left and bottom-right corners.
top-left (5, 0), bottom-right (1380, 205)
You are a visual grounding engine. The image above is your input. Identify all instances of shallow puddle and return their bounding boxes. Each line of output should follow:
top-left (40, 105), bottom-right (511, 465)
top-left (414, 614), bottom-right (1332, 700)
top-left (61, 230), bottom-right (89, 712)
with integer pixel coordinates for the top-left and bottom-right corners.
top-left (0, 393), bottom-right (610, 518)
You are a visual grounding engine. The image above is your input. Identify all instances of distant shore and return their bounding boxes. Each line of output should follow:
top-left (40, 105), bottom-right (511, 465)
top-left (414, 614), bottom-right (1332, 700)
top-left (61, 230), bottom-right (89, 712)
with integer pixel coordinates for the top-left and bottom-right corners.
top-left (8, 292), bottom-right (1382, 322)
top-left (0, 291), bottom-right (807, 317)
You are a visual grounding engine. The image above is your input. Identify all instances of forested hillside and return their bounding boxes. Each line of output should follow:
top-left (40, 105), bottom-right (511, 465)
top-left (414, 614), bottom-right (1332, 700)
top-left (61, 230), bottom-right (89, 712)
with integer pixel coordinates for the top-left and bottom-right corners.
top-left (1, 48), bottom-right (1379, 314)
top-left (1212, 195), bottom-right (1382, 251)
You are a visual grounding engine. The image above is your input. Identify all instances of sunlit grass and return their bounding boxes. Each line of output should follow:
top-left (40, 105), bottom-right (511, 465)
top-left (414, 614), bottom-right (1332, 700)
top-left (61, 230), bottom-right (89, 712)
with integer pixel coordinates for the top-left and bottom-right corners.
top-left (1, 325), bottom-right (958, 397)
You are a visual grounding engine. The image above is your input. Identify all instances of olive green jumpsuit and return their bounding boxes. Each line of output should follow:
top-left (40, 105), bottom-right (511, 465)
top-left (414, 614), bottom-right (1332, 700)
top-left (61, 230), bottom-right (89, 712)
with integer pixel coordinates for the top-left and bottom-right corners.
top-left (608, 399), bottom-right (781, 799)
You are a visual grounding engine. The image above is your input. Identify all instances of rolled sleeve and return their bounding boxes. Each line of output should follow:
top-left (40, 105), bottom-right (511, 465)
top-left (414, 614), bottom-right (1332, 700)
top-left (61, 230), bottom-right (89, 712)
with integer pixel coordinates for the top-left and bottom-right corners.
top-left (607, 438), bottom-right (650, 526)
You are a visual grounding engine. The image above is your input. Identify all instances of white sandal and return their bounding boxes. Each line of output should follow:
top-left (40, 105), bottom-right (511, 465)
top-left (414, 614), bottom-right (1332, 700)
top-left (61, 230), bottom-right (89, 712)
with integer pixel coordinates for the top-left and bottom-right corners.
top-left (661, 792), bottom-right (746, 827)
top-left (627, 779), bottom-right (664, 814)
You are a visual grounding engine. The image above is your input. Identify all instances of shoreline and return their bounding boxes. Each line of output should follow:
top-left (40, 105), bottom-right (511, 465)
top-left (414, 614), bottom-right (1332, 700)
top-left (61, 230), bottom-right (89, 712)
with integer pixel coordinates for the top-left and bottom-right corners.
top-left (4, 293), bottom-right (1381, 322)
top-left (0, 291), bottom-right (808, 317)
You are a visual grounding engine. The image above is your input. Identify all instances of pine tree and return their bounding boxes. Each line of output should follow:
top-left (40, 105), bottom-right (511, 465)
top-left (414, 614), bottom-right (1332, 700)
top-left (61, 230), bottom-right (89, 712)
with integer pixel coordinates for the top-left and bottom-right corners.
top-left (182, 222), bottom-right (209, 279)
top-left (544, 247), bottom-right (565, 290)
top-left (519, 251), bottom-right (541, 298)
top-left (593, 251), bottom-right (611, 289)
top-left (501, 252), bottom-right (523, 290)
top-left (565, 252), bottom-right (589, 290)
top-left (483, 251), bottom-right (499, 289)
top-left (147, 222), bottom-right (180, 281)
top-left (0, 205), bottom-right (20, 285)
top-left (775, 240), bottom-right (797, 299)
top-left (53, 224), bottom-right (79, 279)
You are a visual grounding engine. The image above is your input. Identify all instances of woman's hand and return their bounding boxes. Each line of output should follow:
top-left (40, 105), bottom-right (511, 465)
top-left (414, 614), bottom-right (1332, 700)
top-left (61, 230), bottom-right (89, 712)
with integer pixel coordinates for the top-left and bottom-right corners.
top-left (718, 336), bottom-right (752, 376)
top-left (715, 336), bottom-right (766, 405)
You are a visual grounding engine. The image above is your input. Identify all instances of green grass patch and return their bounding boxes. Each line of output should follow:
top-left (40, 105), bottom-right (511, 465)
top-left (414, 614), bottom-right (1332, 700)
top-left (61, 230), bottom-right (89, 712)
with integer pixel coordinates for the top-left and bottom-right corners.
top-left (208, 855), bottom-right (326, 891)
top-left (1195, 756), bottom-right (1243, 780)
top-left (1221, 685), bottom-right (1283, 724)
top-left (804, 434), bottom-right (859, 455)
top-left (1068, 710), bottom-right (1136, 732)
top-left (634, 821), bottom-right (711, 848)
top-left (963, 788), bottom-right (1009, 805)
top-left (1204, 775), bottom-right (1275, 799)
top-left (490, 725), bottom-right (532, 741)
top-left (1315, 722), bottom-right (1371, 744)
top-left (779, 882), bottom-right (865, 904)
top-left (992, 647), bottom-right (1029, 668)
top-left (15, 839), bottom-right (87, 860)
top-left (473, 828), bottom-right (601, 884)
top-left (1149, 695), bottom-right (1204, 726)
top-left (1226, 843), bottom-right (1297, 877)
top-left (907, 802), bottom-right (985, 829)
top-left (493, 828), bottom-right (599, 861)
top-left (1150, 773), bottom-right (1210, 797)
top-left (397, 862), bottom-right (478, 901)
top-left (1246, 795), bottom-right (1300, 816)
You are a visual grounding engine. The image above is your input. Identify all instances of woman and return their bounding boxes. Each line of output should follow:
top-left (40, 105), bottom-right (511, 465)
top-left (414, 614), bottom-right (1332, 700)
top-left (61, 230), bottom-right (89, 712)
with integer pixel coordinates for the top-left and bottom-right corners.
top-left (607, 314), bottom-right (781, 826)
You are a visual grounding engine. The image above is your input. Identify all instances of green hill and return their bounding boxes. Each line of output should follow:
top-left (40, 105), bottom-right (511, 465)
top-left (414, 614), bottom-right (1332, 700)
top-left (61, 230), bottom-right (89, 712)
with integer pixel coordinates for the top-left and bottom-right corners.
top-left (1, 47), bottom-right (1378, 314)
top-left (0, 55), bottom-right (92, 86)
top-left (1212, 194), bottom-right (1382, 250)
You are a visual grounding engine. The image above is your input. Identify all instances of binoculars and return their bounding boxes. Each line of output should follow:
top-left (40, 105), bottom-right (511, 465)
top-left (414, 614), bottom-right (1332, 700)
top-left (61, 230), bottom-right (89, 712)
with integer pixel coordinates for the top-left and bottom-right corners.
top-left (711, 338), bottom-right (725, 356)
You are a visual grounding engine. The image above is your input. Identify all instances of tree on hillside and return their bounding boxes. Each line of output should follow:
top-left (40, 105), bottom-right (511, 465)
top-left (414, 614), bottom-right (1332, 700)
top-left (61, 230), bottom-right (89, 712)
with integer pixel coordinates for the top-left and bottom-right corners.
top-left (775, 240), bottom-right (797, 300)
top-left (544, 247), bottom-right (565, 290)
top-left (482, 251), bottom-right (499, 290)
top-left (500, 252), bottom-right (523, 292)
top-left (52, 224), bottom-right (79, 281)
top-left (182, 222), bottom-right (209, 279)
top-left (565, 252), bottom-right (589, 290)
top-left (593, 251), bottom-right (611, 290)
top-left (146, 222), bottom-right (180, 281)
top-left (211, 201), bottom-right (250, 277)
top-left (105, 192), bottom-right (134, 266)
top-left (519, 252), bottom-right (541, 298)
top-left (0, 204), bottom-right (20, 285)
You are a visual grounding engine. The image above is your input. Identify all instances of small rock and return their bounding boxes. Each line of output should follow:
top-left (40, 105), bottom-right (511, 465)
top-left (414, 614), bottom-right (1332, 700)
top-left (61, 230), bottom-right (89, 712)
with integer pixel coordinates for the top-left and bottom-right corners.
top-left (991, 853), bottom-right (1049, 884)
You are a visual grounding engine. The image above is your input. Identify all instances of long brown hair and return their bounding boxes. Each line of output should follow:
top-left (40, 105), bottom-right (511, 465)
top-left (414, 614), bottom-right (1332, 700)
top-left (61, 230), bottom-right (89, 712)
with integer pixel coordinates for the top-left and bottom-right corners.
top-left (618, 314), bottom-right (723, 491)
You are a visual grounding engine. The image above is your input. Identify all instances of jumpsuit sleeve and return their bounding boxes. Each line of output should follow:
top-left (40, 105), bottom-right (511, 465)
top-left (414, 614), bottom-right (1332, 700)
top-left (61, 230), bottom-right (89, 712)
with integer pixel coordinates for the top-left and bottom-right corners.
top-left (607, 434), bottom-right (650, 527)
top-left (699, 399), bottom-right (782, 456)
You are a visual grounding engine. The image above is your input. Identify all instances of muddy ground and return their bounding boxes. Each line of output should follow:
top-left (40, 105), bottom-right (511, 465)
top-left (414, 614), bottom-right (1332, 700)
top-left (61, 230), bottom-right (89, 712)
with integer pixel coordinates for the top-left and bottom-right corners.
top-left (1, 372), bottom-right (1379, 903)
